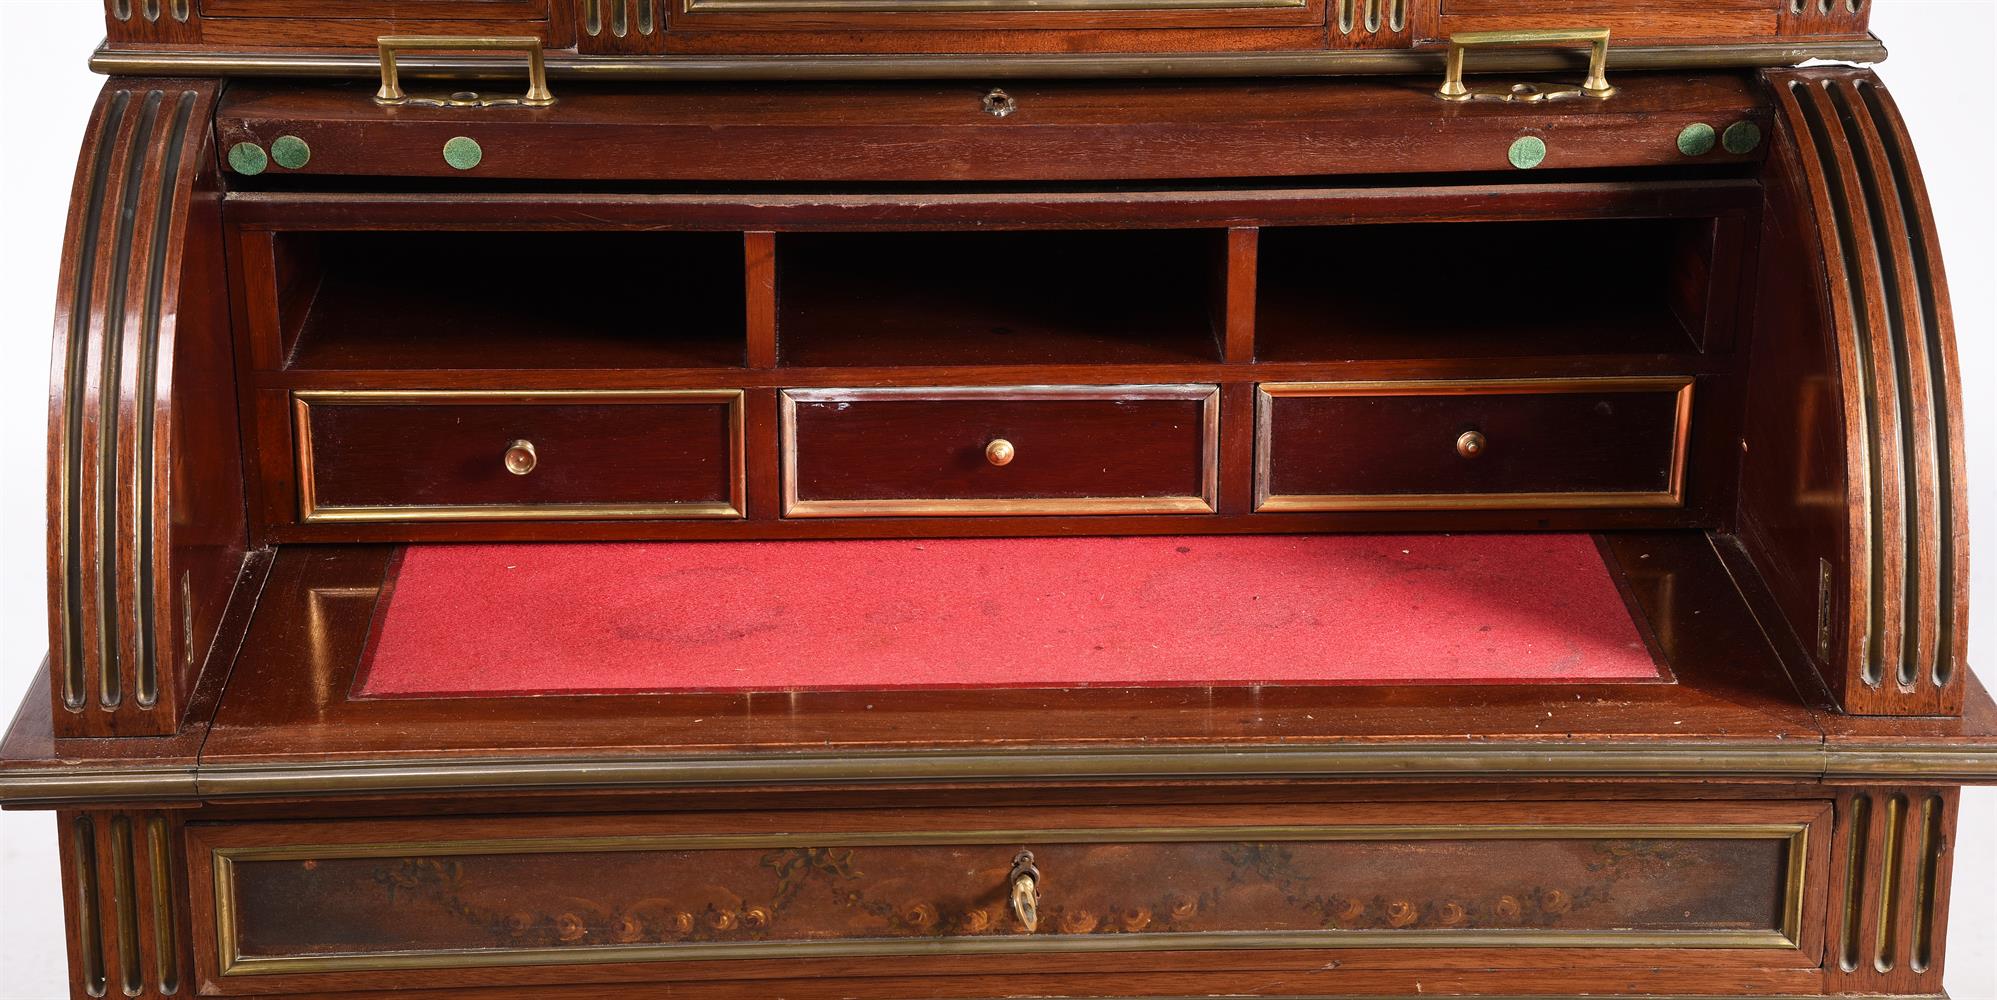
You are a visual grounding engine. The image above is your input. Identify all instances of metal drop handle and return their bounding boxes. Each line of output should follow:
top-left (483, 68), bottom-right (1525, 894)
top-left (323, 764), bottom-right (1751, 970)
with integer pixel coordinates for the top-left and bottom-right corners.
top-left (1008, 850), bottom-right (1040, 932)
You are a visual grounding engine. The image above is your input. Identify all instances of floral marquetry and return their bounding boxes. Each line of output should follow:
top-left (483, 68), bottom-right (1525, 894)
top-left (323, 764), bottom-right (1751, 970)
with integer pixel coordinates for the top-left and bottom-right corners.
top-left (193, 821), bottom-right (1814, 979)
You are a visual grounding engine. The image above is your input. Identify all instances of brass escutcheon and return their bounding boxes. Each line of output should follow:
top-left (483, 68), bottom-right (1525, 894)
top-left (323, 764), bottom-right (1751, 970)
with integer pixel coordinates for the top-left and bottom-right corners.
top-left (982, 88), bottom-right (1017, 118)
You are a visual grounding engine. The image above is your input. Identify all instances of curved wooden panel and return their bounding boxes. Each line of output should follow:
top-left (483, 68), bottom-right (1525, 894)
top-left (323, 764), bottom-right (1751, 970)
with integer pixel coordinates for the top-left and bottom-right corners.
top-left (47, 79), bottom-right (247, 738)
top-left (1755, 68), bottom-right (1966, 716)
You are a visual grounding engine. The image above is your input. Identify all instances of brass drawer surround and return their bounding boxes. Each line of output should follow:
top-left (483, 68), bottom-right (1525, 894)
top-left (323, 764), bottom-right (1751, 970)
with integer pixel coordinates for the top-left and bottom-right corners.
top-left (196, 818), bottom-right (1814, 979)
top-left (293, 389), bottom-right (747, 523)
top-left (1254, 377), bottom-right (1695, 512)
top-left (780, 385), bottom-right (1221, 518)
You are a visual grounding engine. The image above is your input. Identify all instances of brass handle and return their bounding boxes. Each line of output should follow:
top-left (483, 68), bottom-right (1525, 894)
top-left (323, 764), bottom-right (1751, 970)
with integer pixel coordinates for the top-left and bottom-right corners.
top-left (504, 439), bottom-right (538, 476)
top-left (985, 439), bottom-right (1016, 467)
top-left (1456, 430), bottom-right (1487, 459)
top-left (1437, 28), bottom-right (1616, 103)
top-left (376, 35), bottom-right (554, 108)
top-left (1008, 850), bottom-right (1040, 932)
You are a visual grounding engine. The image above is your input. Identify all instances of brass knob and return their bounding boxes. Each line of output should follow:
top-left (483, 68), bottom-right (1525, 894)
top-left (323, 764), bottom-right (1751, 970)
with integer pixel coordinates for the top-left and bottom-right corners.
top-left (985, 439), bottom-right (1016, 467)
top-left (1455, 430), bottom-right (1486, 459)
top-left (504, 439), bottom-right (538, 475)
top-left (1007, 850), bottom-right (1040, 932)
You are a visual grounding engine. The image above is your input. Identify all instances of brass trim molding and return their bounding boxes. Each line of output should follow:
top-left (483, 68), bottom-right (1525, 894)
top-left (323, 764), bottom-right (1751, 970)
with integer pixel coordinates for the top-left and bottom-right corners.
top-left (780, 385), bottom-right (1220, 518)
top-left (207, 822), bottom-right (1808, 976)
top-left (292, 389), bottom-right (747, 523)
top-left (8, 742), bottom-right (1996, 806)
top-left (1253, 377), bottom-right (1695, 513)
top-left (89, 38), bottom-right (1889, 82)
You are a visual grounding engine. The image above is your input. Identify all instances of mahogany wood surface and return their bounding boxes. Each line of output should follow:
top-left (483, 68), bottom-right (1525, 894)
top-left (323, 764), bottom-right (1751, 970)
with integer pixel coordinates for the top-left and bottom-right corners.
top-left (213, 74), bottom-right (1771, 182)
top-left (298, 395), bottom-right (741, 516)
top-left (94, 0), bottom-right (1875, 65)
top-left (1738, 66), bottom-right (1969, 718)
top-left (787, 390), bottom-right (1211, 507)
top-left (1258, 383), bottom-right (1685, 502)
top-left (46, 80), bottom-right (249, 739)
top-left (6, 45), bottom-right (1995, 1000)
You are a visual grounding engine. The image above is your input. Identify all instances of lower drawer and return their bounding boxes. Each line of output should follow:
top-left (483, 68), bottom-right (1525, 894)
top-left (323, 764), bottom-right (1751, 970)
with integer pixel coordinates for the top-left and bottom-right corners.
top-left (185, 799), bottom-right (1828, 993)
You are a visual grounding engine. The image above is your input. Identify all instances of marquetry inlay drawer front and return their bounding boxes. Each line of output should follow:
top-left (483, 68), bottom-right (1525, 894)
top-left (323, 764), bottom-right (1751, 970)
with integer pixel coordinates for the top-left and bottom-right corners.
top-left (1256, 378), bottom-right (1694, 511)
top-left (293, 390), bottom-right (745, 522)
top-left (185, 801), bottom-right (1829, 991)
top-left (782, 386), bottom-right (1219, 517)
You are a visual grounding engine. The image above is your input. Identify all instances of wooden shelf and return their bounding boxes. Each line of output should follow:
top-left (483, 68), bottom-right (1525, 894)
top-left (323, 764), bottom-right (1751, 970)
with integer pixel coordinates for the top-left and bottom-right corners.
top-left (1255, 219), bottom-right (1711, 363)
top-left (283, 231), bottom-right (748, 371)
top-left (776, 230), bottom-right (1225, 368)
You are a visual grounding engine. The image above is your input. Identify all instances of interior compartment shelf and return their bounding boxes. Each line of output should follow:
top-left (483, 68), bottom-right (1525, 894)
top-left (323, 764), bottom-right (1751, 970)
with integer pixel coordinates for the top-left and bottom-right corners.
top-left (280, 231), bottom-right (748, 371)
top-left (776, 230), bottom-right (1226, 367)
top-left (1255, 219), bottom-right (1714, 362)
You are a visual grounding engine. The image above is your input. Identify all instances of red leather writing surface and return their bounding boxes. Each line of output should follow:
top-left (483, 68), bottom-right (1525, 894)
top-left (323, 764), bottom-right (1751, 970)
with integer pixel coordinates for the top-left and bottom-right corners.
top-left (357, 534), bottom-right (1660, 697)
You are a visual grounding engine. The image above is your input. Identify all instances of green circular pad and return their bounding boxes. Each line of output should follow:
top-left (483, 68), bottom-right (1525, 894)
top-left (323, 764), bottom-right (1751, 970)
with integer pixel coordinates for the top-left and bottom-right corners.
top-left (1723, 120), bottom-right (1763, 155)
top-left (271, 135), bottom-right (311, 170)
top-left (1677, 123), bottom-right (1716, 157)
top-left (1507, 136), bottom-right (1547, 170)
top-left (443, 136), bottom-right (483, 171)
top-left (227, 141), bottom-right (267, 176)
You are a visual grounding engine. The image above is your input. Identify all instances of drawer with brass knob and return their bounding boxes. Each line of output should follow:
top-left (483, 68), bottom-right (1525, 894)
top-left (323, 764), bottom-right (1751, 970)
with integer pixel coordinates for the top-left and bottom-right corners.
top-left (292, 389), bottom-right (745, 523)
top-left (1255, 377), bottom-right (1694, 512)
top-left (181, 798), bottom-right (1827, 992)
top-left (780, 385), bottom-right (1219, 517)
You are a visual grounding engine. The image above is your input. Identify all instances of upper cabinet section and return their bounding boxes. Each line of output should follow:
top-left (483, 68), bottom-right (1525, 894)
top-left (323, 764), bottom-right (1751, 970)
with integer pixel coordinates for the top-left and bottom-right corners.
top-left (94, 0), bottom-right (1880, 76)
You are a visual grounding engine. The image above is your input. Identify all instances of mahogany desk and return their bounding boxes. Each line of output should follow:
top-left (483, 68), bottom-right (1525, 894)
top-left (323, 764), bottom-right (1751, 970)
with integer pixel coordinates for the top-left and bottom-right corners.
top-left (2, 2), bottom-right (1993, 998)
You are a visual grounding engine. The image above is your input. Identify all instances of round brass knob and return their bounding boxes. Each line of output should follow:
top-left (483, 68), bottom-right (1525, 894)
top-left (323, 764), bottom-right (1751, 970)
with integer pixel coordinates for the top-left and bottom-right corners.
top-left (504, 439), bottom-right (538, 476)
top-left (985, 439), bottom-right (1016, 467)
top-left (1455, 430), bottom-right (1486, 459)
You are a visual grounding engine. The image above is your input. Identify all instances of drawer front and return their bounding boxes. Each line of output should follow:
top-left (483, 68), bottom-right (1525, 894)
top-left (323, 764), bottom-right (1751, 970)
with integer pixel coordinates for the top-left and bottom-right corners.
top-left (667, 0), bottom-right (1324, 36)
top-left (782, 386), bottom-right (1218, 517)
top-left (186, 800), bottom-right (1828, 991)
top-left (294, 390), bottom-right (744, 522)
top-left (200, 0), bottom-right (548, 18)
top-left (1256, 378), bottom-right (1693, 512)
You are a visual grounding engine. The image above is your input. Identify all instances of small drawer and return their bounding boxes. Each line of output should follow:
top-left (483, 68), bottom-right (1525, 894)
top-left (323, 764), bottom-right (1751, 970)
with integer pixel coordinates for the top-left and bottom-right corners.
top-left (1256, 378), bottom-right (1693, 512)
top-left (781, 386), bottom-right (1218, 517)
top-left (184, 799), bottom-right (1827, 991)
top-left (293, 390), bottom-right (744, 523)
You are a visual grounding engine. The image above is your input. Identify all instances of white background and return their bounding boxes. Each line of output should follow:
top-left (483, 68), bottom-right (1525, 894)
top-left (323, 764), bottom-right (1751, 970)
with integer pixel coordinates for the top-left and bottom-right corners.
top-left (0, 1), bottom-right (1990, 995)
